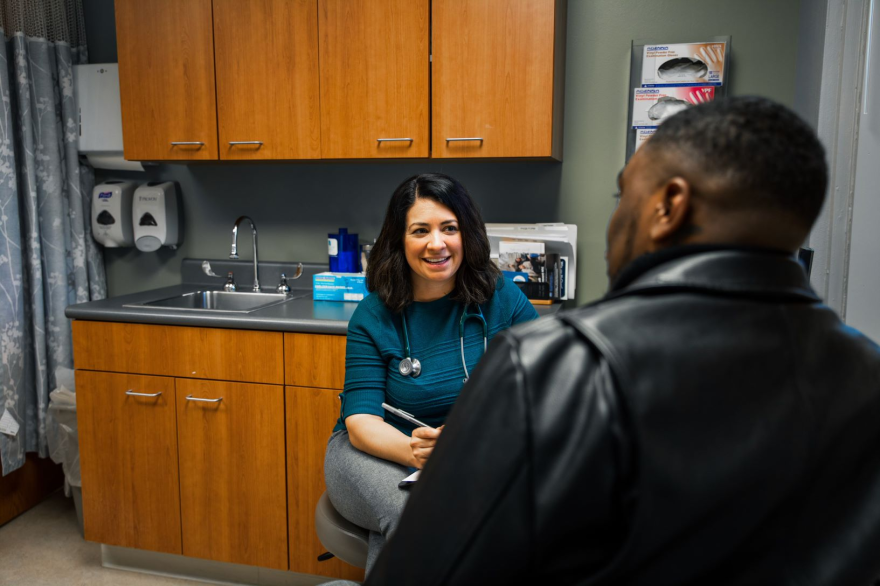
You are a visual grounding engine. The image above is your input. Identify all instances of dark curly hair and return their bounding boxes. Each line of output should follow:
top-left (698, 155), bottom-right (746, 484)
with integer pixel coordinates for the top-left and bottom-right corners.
top-left (367, 173), bottom-right (501, 313)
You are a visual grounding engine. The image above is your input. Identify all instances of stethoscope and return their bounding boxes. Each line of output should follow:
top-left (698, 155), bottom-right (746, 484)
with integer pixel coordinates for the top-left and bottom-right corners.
top-left (398, 305), bottom-right (488, 383)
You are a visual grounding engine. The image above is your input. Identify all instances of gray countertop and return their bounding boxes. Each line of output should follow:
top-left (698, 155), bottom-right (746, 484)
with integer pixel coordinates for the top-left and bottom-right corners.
top-left (66, 258), bottom-right (562, 335)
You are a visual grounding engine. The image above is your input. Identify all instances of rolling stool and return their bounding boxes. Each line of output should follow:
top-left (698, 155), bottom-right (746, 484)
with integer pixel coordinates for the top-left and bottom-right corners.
top-left (315, 492), bottom-right (369, 568)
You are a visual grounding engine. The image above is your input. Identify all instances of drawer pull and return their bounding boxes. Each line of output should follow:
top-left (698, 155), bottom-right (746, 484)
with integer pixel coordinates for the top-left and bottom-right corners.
top-left (125, 390), bottom-right (162, 398)
top-left (170, 141), bottom-right (205, 146)
top-left (229, 141), bottom-right (263, 146)
top-left (445, 137), bottom-right (484, 142)
top-left (186, 395), bottom-right (223, 403)
top-left (376, 138), bottom-right (413, 142)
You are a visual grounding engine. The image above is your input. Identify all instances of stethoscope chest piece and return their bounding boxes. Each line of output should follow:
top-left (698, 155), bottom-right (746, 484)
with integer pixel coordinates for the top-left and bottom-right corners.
top-left (399, 356), bottom-right (421, 377)
top-left (398, 304), bottom-right (484, 380)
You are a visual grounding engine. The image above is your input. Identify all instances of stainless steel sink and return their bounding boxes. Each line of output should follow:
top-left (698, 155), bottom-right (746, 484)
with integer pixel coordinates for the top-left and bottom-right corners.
top-left (126, 290), bottom-right (310, 313)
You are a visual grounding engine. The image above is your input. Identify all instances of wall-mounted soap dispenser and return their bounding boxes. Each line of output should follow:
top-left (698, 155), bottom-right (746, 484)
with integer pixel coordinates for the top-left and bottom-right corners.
top-left (132, 181), bottom-right (182, 251)
top-left (91, 180), bottom-right (136, 247)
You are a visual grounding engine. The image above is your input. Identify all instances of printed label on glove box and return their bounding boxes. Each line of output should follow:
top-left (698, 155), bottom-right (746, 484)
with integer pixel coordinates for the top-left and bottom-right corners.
top-left (635, 128), bottom-right (657, 151)
top-left (642, 42), bottom-right (726, 86)
top-left (632, 86), bottom-right (715, 129)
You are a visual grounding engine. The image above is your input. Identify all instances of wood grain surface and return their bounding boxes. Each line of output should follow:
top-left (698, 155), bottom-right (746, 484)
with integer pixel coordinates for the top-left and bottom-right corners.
top-left (0, 454), bottom-right (63, 527)
top-left (432, 0), bottom-right (561, 158)
top-left (319, 0), bottom-right (429, 158)
top-left (214, 0), bottom-right (321, 160)
top-left (286, 386), bottom-right (364, 580)
top-left (284, 332), bottom-right (347, 389)
top-left (76, 371), bottom-right (182, 553)
top-left (176, 379), bottom-right (288, 569)
top-left (72, 321), bottom-right (284, 385)
top-left (115, 0), bottom-right (219, 160)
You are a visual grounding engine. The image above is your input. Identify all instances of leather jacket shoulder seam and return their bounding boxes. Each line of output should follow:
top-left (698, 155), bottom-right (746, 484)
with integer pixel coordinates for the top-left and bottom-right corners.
top-left (497, 330), bottom-right (538, 574)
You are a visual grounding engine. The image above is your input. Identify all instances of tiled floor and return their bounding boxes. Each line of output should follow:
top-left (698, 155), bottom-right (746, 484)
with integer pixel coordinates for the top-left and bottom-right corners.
top-left (0, 490), bottom-right (197, 585)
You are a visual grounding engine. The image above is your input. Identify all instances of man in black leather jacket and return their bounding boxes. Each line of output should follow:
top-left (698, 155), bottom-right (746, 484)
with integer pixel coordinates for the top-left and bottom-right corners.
top-left (362, 97), bottom-right (880, 585)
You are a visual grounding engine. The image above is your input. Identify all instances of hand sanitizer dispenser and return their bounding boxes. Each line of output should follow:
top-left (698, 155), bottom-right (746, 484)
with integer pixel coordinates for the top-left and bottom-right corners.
top-left (91, 180), bottom-right (136, 247)
top-left (132, 182), bottom-right (182, 251)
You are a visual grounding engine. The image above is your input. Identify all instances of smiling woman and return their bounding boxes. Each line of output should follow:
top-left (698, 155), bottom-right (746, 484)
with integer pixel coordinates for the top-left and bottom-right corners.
top-left (403, 198), bottom-right (463, 301)
top-left (322, 173), bottom-right (538, 571)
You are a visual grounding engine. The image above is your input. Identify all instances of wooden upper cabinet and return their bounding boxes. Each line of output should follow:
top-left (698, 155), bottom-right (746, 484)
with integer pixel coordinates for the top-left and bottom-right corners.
top-left (432, 0), bottom-right (566, 160)
top-left (115, 0), bottom-right (219, 160)
top-left (213, 0), bottom-right (321, 160)
top-left (319, 0), bottom-right (430, 159)
top-left (77, 371), bottom-right (182, 554)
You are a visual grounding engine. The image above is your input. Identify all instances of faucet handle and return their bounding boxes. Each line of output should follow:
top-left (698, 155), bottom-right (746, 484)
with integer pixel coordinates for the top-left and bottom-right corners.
top-left (276, 273), bottom-right (291, 294)
top-left (224, 271), bottom-right (236, 292)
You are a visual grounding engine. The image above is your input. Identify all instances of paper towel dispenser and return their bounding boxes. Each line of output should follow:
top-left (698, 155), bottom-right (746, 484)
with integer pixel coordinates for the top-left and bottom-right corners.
top-left (74, 63), bottom-right (145, 171)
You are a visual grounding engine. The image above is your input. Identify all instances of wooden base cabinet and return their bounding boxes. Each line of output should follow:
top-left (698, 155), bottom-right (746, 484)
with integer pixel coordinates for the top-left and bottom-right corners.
top-left (284, 331), bottom-right (362, 580)
top-left (77, 371), bottom-right (182, 554)
top-left (74, 323), bottom-right (361, 580)
top-left (177, 379), bottom-right (288, 570)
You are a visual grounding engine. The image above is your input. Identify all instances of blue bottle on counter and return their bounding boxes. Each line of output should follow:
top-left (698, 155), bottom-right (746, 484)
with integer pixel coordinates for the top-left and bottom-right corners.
top-left (328, 228), bottom-right (359, 273)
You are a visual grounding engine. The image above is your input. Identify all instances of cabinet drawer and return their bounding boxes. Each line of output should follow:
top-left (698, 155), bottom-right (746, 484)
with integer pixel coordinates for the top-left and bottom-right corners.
top-left (284, 333), bottom-right (346, 389)
top-left (77, 371), bottom-right (182, 553)
top-left (73, 321), bottom-right (284, 384)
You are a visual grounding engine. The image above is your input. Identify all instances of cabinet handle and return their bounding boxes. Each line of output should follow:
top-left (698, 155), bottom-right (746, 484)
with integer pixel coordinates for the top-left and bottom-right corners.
top-left (185, 395), bottom-right (223, 403)
top-left (229, 141), bottom-right (264, 146)
top-left (445, 137), bottom-right (484, 142)
top-left (170, 141), bottom-right (205, 146)
top-left (125, 390), bottom-right (162, 398)
top-left (376, 138), bottom-right (413, 142)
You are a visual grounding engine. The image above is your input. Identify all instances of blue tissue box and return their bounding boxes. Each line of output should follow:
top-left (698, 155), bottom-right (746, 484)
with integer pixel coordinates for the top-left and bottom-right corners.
top-left (313, 272), bottom-right (368, 302)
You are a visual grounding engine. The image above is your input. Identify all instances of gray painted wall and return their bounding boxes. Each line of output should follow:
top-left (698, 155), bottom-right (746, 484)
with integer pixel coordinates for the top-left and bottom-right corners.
top-left (793, 0), bottom-right (831, 128)
top-left (84, 0), bottom-right (803, 303)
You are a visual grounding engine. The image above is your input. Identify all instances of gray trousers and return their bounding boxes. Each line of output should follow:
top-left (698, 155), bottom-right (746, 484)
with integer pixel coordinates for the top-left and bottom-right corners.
top-left (323, 430), bottom-right (412, 577)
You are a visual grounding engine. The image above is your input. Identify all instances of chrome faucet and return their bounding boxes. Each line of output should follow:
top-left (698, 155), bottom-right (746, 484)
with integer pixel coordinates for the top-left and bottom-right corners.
top-left (230, 216), bottom-right (260, 292)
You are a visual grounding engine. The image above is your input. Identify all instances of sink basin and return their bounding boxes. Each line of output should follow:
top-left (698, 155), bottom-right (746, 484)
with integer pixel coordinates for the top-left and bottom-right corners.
top-left (126, 290), bottom-right (310, 313)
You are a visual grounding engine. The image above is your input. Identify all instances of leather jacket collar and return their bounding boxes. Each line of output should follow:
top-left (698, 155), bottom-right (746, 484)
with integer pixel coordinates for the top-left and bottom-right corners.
top-left (607, 245), bottom-right (820, 304)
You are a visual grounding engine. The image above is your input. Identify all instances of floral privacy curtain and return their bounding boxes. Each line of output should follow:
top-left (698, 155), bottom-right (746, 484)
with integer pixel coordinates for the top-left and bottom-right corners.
top-left (0, 0), bottom-right (106, 476)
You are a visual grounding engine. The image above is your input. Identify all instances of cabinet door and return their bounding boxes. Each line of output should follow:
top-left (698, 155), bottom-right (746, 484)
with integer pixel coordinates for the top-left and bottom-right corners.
top-left (176, 379), bottom-right (288, 570)
top-left (213, 0), bottom-right (321, 160)
top-left (115, 0), bottom-right (219, 160)
top-left (77, 371), bottom-right (182, 553)
top-left (319, 0), bottom-right (429, 158)
top-left (432, 0), bottom-right (565, 159)
top-left (287, 386), bottom-right (364, 581)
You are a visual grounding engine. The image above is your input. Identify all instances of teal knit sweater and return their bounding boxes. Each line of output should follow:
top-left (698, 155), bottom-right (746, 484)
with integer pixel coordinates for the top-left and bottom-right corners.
top-left (334, 280), bottom-right (538, 435)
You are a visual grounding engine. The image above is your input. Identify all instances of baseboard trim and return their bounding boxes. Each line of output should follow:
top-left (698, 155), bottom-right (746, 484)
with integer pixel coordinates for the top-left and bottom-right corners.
top-left (101, 545), bottom-right (330, 586)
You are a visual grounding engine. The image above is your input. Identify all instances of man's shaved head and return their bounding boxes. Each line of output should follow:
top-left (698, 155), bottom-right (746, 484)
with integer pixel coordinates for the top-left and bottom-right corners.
top-left (642, 96), bottom-right (828, 230)
top-left (606, 97), bottom-right (829, 281)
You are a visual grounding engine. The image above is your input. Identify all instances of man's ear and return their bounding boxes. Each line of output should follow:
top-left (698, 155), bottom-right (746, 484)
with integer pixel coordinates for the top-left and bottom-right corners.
top-left (649, 177), bottom-right (692, 243)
